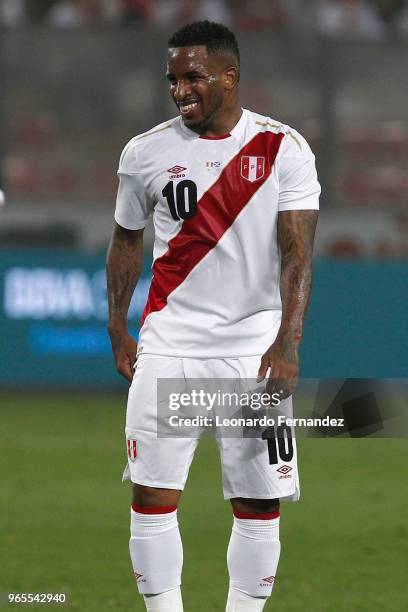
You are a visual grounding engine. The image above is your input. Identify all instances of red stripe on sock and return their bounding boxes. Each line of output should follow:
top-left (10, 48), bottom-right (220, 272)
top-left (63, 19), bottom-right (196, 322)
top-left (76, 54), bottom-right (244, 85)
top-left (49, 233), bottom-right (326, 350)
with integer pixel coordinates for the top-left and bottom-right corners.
top-left (233, 510), bottom-right (280, 520)
top-left (131, 503), bottom-right (177, 514)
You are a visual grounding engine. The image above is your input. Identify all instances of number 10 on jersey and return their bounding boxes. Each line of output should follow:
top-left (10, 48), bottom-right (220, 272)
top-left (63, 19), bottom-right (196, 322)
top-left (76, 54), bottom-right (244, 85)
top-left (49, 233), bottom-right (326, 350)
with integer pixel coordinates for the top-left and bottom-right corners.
top-left (162, 180), bottom-right (198, 221)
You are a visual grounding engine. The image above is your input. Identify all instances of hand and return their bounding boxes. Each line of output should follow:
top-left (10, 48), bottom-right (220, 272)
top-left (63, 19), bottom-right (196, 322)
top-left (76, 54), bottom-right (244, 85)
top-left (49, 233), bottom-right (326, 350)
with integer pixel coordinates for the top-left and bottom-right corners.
top-left (257, 339), bottom-right (299, 401)
top-left (108, 324), bottom-right (137, 382)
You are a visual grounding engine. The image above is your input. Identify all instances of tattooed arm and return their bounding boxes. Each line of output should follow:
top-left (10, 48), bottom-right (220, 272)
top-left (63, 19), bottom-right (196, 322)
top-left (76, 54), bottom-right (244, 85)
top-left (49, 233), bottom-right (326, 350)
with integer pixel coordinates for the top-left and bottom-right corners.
top-left (106, 222), bottom-right (144, 381)
top-left (257, 210), bottom-right (318, 397)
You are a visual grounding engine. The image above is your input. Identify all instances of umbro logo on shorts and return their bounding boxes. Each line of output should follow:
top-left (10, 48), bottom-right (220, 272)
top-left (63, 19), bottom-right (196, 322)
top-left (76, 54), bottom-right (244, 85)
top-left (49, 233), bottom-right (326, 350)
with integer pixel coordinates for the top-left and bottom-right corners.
top-left (127, 439), bottom-right (137, 461)
top-left (277, 464), bottom-right (292, 475)
top-left (260, 576), bottom-right (275, 586)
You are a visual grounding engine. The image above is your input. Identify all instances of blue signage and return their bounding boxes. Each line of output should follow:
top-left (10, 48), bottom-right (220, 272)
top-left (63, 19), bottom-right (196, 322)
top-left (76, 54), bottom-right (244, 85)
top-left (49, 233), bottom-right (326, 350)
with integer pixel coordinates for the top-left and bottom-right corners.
top-left (0, 250), bottom-right (406, 388)
top-left (0, 250), bottom-right (151, 388)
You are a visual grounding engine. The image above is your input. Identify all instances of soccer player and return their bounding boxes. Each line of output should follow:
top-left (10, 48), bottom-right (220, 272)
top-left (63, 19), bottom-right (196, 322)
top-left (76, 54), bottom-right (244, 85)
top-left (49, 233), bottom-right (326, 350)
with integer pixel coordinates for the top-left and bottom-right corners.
top-left (107, 20), bottom-right (319, 612)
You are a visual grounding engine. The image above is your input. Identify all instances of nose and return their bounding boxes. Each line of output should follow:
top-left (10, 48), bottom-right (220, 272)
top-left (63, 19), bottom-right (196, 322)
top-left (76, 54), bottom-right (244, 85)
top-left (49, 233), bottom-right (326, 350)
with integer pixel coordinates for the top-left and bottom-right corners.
top-left (174, 79), bottom-right (192, 101)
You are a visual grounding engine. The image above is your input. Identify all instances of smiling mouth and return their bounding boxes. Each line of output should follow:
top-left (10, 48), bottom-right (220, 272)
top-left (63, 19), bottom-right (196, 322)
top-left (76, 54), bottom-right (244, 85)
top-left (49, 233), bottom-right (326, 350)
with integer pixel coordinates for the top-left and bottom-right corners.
top-left (178, 100), bottom-right (200, 115)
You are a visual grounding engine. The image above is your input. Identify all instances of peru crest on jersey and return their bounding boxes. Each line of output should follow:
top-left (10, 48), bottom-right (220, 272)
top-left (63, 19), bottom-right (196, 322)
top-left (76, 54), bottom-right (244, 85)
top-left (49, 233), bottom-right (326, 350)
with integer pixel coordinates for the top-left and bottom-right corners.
top-left (240, 155), bottom-right (265, 182)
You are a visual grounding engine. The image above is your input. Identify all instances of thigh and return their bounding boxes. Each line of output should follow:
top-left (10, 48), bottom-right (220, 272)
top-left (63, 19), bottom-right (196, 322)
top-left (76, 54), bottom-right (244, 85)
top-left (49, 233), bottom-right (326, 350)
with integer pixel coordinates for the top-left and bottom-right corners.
top-left (123, 355), bottom-right (199, 490)
top-left (217, 356), bottom-right (300, 502)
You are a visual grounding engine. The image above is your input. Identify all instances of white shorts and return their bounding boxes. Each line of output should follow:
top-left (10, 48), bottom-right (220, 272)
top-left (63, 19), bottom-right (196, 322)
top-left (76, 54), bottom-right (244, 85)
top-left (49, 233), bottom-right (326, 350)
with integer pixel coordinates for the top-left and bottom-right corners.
top-left (123, 354), bottom-right (300, 501)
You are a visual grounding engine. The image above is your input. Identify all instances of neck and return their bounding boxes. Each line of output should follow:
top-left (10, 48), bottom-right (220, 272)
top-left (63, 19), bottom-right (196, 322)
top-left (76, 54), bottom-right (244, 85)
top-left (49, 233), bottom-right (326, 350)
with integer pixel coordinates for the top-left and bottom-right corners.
top-left (194, 101), bottom-right (242, 138)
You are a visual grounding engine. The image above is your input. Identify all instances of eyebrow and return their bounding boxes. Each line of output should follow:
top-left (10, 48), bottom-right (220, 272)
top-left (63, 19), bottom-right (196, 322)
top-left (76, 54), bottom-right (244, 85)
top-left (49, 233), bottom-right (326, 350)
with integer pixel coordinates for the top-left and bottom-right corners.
top-left (166, 70), bottom-right (204, 80)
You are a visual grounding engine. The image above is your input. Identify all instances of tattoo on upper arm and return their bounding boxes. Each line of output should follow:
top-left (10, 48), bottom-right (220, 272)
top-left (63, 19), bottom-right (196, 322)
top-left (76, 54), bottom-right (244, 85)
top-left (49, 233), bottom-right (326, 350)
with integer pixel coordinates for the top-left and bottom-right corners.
top-left (278, 210), bottom-right (318, 263)
top-left (113, 223), bottom-right (144, 246)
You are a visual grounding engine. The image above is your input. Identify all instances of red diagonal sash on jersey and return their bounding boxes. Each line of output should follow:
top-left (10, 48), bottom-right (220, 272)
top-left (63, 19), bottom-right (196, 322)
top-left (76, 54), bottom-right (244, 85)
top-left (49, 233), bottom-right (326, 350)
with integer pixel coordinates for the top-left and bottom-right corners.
top-left (141, 131), bottom-right (284, 324)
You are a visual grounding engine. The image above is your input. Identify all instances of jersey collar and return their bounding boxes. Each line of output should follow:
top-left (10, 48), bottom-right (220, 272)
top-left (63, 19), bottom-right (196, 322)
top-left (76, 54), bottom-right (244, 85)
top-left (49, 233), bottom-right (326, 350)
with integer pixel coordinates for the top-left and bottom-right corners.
top-left (178, 108), bottom-right (247, 143)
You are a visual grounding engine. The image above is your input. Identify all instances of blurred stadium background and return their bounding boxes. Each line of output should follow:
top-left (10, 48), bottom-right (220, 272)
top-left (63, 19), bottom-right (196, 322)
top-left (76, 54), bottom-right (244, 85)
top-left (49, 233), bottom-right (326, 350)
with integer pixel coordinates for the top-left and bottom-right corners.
top-left (0, 1), bottom-right (407, 610)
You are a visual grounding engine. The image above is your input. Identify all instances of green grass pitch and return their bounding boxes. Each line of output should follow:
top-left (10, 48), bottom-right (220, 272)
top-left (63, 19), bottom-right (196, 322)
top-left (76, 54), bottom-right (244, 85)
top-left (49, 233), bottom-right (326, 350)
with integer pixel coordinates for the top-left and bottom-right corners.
top-left (0, 393), bottom-right (406, 611)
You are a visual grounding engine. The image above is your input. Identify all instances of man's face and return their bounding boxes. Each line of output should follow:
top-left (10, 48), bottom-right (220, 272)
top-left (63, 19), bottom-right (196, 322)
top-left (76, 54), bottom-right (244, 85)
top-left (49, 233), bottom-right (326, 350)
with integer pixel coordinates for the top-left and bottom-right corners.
top-left (166, 46), bottom-right (227, 131)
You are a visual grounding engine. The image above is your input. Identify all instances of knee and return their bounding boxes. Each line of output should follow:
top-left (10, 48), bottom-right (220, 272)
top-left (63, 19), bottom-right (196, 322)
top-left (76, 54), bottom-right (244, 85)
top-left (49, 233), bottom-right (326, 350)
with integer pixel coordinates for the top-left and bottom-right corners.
top-left (132, 483), bottom-right (181, 508)
top-left (230, 497), bottom-right (280, 516)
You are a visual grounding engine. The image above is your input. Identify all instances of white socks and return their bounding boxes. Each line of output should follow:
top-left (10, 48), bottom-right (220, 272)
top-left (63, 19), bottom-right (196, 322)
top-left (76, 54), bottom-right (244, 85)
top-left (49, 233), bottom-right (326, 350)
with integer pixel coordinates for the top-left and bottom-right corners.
top-left (226, 588), bottom-right (268, 612)
top-left (143, 588), bottom-right (183, 611)
top-left (226, 511), bottom-right (281, 610)
top-left (130, 504), bottom-right (183, 610)
top-left (129, 505), bottom-right (280, 612)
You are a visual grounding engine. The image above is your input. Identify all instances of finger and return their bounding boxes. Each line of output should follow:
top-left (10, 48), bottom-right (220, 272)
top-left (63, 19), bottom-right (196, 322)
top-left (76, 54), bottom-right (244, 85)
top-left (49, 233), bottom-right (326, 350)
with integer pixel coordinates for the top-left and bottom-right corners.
top-left (257, 356), bottom-right (270, 383)
top-left (123, 350), bottom-right (138, 380)
top-left (266, 370), bottom-right (288, 400)
top-left (130, 351), bottom-right (137, 369)
top-left (273, 379), bottom-right (296, 401)
top-left (278, 369), bottom-right (298, 399)
top-left (287, 376), bottom-right (299, 397)
top-left (126, 353), bottom-right (137, 380)
top-left (117, 362), bottom-right (133, 382)
top-left (265, 376), bottom-right (280, 399)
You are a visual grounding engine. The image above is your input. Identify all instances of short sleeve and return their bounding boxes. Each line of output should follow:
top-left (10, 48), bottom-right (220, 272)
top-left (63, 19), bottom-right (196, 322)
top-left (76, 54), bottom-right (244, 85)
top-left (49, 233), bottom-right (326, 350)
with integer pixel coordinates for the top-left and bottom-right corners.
top-left (277, 130), bottom-right (321, 212)
top-left (114, 140), bottom-right (153, 230)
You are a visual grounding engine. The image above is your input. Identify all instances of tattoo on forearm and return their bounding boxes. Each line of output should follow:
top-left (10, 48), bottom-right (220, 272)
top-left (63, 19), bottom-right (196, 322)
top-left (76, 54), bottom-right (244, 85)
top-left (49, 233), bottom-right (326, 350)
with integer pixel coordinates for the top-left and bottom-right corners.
top-left (277, 210), bottom-right (318, 348)
top-left (106, 225), bottom-right (144, 324)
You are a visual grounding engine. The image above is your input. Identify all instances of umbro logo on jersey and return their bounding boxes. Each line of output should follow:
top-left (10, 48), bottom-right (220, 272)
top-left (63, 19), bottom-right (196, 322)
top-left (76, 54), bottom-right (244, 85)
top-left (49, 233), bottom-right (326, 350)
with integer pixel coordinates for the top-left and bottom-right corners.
top-left (167, 165), bottom-right (186, 178)
top-left (260, 576), bottom-right (275, 585)
top-left (241, 156), bottom-right (265, 182)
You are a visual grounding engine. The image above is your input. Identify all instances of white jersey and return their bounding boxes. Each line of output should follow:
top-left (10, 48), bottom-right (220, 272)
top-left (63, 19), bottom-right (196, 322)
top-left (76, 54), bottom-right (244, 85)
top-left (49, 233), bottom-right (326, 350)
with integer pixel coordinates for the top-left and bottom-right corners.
top-left (115, 108), bottom-right (320, 358)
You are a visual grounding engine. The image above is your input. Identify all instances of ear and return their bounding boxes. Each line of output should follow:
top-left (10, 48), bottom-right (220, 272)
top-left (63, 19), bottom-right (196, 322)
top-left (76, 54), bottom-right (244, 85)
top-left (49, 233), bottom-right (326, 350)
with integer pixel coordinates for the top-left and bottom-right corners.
top-left (223, 66), bottom-right (239, 91)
